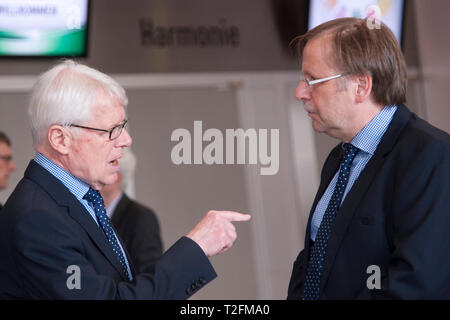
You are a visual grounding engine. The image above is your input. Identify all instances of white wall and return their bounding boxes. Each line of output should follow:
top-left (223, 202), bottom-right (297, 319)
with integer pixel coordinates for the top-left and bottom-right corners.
top-left (414, 0), bottom-right (450, 134)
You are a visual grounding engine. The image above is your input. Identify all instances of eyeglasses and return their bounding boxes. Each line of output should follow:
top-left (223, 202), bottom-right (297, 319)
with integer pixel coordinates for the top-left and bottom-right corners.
top-left (0, 155), bottom-right (13, 162)
top-left (69, 120), bottom-right (128, 140)
top-left (301, 73), bottom-right (348, 91)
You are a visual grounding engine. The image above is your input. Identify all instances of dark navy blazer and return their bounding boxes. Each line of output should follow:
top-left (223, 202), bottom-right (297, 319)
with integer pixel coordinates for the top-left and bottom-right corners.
top-left (0, 160), bottom-right (216, 299)
top-left (288, 105), bottom-right (450, 299)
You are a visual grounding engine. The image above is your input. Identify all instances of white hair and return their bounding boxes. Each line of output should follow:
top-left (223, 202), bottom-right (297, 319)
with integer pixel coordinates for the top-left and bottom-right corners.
top-left (119, 148), bottom-right (137, 198)
top-left (28, 60), bottom-right (128, 146)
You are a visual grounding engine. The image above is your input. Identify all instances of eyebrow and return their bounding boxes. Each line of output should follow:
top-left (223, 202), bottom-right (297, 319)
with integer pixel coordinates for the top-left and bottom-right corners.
top-left (109, 119), bottom-right (127, 128)
top-left (302, 70), bottom-right (320, 79)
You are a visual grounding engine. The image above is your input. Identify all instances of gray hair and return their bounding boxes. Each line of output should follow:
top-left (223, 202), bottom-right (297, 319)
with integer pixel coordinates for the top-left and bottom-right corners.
top-left (28, 60), bottom-right (128, 146)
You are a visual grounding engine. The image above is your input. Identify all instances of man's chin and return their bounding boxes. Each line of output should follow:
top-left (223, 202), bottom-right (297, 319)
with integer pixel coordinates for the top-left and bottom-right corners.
top-left (93, 173), bottom-right (120, 191)
top-left (311, 120), bottom-right (326, 133)
top-left (106, 172), bottom-right (120, 185)
top-left (0, 178), bottom-right (7, 189)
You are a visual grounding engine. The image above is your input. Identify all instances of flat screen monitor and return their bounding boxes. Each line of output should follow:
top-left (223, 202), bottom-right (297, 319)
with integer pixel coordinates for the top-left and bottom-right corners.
top-left (308, 0), bottom-right (405, 44)
top-left (0, 0), bottom-right (89, 57)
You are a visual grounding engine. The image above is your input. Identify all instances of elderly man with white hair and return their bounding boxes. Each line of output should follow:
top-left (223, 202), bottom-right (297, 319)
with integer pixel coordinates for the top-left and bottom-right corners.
top-left (0, 60), bottom-right (250, 299)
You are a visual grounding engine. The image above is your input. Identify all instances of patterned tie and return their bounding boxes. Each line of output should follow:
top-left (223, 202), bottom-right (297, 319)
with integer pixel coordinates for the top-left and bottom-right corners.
top-left (83, 188), bottom-right (131, 281)
top-left (303, 143), bottom-right (359, 300)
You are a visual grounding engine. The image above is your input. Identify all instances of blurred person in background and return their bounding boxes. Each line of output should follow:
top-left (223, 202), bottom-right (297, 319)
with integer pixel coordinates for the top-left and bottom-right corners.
top-left (101, 148), bottom-right (163, 274)
top-left (0, 131), bottom-right (16, 210)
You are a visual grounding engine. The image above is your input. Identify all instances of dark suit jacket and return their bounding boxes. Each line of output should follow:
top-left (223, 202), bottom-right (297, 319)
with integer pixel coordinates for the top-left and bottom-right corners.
top-left (110, 194), bottom-right (163, 274)
top-left (0, 160), bottom-right (216, 299)
top-left (288, 105), bottom-right (450, 299)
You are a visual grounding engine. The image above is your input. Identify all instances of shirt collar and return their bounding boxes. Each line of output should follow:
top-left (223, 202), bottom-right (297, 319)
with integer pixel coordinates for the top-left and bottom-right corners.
top-left (34, 152), bottom-right (90, 201)
top-left (349, 105), bottom-right (398, 155)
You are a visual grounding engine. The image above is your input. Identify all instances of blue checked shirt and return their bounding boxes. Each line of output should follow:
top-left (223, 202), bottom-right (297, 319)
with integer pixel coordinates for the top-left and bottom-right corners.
top-left (34, 152), bottom-right (133, 280)
top-left (310, 105), bottom-right (398, 241)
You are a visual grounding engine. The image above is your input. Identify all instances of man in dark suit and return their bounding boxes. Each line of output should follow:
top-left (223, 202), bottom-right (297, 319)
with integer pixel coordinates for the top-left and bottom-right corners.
top-left (0, 60), bottom-right (250, 299)
top-left (287, 18), bottom-right (450, 299)
top-left (0, 131), bottom-right (16, 209)
top-left (101, 148), bottom-right (163, 274)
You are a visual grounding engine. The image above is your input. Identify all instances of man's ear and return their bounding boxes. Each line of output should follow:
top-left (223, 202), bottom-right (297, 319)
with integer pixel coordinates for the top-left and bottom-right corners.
top-left (47, 125), bottom-right (72, 155)
top-left (354, 73), bottom-right (373, 103)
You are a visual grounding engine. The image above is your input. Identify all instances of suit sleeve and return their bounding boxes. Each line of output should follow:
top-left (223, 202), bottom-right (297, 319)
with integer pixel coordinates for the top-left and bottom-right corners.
top-left (358, 140), bottom-right (450, 299)
top-left (13, 208), bottom-right (216, 300)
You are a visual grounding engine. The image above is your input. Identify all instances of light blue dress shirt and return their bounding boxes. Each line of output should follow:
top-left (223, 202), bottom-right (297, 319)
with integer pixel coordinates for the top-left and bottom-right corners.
top-left (310, 105), bottom-right (398, 241)
top-left (34, 152), bottom-right (133, 280)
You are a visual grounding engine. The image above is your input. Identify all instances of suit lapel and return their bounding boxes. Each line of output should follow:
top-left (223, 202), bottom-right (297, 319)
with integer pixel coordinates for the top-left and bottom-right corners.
top-left (25, 161), bottom-right (130, 280)
top-left (304, 145), bottom-right (341, 252)
top-left (319, 105), bottom-right (412, 292)
top-left (66, 198), bottom-right (130, 280)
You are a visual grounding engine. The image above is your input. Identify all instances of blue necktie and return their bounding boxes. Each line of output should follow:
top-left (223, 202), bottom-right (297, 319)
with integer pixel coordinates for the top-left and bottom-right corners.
top-left (303, 143), bottom-right (359, 300)
top-left (83, 188), bottom-right (131, 281)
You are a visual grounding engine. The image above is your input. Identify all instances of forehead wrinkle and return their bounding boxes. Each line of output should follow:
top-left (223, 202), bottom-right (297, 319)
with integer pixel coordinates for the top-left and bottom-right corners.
top-left (89, 92), bottom-right (125, 128)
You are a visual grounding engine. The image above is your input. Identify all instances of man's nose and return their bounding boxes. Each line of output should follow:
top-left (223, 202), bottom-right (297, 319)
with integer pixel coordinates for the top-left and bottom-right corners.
top-left (295, 80), bottom-right (311, 102)
top-left (117, 128), bottom-right (132, 148)
top-left (9, 160), bottom-right (16, 172)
